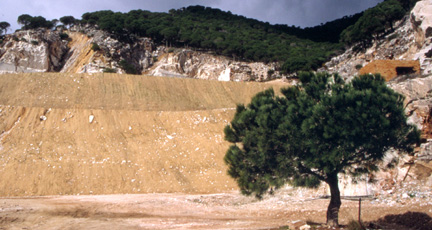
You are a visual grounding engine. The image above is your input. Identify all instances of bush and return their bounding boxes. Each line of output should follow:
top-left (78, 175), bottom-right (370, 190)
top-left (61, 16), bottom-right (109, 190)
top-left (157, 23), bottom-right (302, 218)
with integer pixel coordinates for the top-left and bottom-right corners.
top-left (267, 69), bottom-right (275, 77)
top-left (59, 33), bottom-right (69, 40)
top-left (31, 40), bottom-right (39, 45)
top-left (119, 59), bottom-right (139, 74)
top-left (355, 64), bottom-right (363, 70)
top-left (103, 68), bottom-right (117, 73)
top-left (91, 42), bottom-right (101, 51)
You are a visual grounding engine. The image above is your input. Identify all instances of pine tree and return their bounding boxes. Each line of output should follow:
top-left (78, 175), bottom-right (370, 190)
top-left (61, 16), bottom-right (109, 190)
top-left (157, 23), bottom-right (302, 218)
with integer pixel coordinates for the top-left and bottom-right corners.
top-left (224, 72), bottom-right (420, 226)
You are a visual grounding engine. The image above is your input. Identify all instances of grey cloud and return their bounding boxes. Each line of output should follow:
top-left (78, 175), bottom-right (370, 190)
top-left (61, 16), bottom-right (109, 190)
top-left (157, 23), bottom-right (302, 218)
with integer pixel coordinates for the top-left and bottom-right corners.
top-left (1, 0), bottom-right (384, 32)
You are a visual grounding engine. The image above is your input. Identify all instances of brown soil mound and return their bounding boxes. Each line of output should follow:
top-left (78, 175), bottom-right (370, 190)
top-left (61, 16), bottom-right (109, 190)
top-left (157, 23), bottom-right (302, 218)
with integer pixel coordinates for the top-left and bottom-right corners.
top-left (0, 73), bottom-right (288, 196)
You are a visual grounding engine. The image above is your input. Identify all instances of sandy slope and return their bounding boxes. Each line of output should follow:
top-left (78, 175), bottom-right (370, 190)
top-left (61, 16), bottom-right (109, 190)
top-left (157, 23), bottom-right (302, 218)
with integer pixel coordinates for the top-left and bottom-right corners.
top-left (0, 73), bottom-right (287, 196)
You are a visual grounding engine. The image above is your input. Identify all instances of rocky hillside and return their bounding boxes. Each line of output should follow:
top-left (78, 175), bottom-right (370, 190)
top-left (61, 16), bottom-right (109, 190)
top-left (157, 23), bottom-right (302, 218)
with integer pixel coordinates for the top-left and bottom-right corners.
top-left (321, 0), bottom-right (432, 79)
top-left (0, 29), bottom-right (68, 72)
top-left (0, 27), bottom-right (280, 82)
top-left (317, 0), bottom-right (432, 199)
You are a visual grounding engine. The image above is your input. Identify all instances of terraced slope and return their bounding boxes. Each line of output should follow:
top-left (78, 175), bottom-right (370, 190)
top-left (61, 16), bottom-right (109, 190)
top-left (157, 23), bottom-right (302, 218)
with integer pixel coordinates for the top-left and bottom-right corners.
top-left (0, 73), bottom-right (288, 196)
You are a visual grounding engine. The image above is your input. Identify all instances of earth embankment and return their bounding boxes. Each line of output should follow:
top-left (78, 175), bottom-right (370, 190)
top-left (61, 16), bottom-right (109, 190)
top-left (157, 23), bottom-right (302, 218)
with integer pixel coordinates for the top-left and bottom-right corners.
top-left (0, 73), bottom-right (287, 196)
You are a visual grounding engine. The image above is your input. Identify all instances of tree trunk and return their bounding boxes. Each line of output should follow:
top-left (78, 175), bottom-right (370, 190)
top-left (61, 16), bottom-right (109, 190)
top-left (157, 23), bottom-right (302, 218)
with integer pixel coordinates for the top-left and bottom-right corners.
top-left (326, 174), bottom-right (342, 227)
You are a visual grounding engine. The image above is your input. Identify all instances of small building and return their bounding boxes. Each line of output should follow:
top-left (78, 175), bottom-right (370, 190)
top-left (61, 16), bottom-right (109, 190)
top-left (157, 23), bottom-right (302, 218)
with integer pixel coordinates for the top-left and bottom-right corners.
top-left (359, 60), bottom-right (420, 81)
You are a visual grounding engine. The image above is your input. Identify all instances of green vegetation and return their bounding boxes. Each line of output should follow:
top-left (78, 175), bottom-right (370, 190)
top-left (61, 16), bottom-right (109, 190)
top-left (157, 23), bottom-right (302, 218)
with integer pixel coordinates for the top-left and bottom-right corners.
top-left (13, 0), bottom-right (417, 74)
top-left (91, 42), bottom-right (101, 51)
top-left (79, 6), bottom-right (346, 74)
top-left (59, 16), bottom-right (76, 28)
top-left (59, 33), bottom-right (69, 40)
top-left (0, 21), bottom-right (10, 35)
top-left (119, 59), bottom-right (139, 74)
top-left (224, 72), bottom-right (420, 226)
top-left (17, 14), bottom-right (54, 30)
top-left (341, 0), bottom-right (419, 48)
top-left (103, 68), bottom-right (117, 73)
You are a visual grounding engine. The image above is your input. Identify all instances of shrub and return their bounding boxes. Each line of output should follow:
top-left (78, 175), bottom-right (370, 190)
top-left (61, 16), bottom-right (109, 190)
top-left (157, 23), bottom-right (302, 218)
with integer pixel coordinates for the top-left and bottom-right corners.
top-left (355, 64), bottom-right (363, 70)
top-left (59, 33), bottom-right (69, 40)
top-left (119, 59), bottom-right (139, 74)
top-left (267, 69), bottom-right (275, 77)
top-left (91, 42), bottom-right (101, 51)
top-left (31, 40), bottom-right (39, 45)
top-left (103, 68), bottom-right (117, 73)
top-left (13, 36), bottom-right (19, 41)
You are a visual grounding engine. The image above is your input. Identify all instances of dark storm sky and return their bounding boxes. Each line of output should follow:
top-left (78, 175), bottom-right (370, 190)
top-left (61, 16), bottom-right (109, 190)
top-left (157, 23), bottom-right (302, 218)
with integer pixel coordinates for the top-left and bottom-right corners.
top-left (1, 0), bottom-right (383, 32)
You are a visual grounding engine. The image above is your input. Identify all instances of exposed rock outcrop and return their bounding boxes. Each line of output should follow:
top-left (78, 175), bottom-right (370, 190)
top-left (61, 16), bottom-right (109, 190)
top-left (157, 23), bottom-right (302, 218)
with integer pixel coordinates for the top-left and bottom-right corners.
top-left (148, 50), bottom-right (279, 82)
top-left (0, 29), bottom-right (69, 73)
top-left (321, 0), bottom-right (432, 79)
top-left (1, 26), bottom-right (281, 81)
top-left (59, 28), bottom-right (156, 74)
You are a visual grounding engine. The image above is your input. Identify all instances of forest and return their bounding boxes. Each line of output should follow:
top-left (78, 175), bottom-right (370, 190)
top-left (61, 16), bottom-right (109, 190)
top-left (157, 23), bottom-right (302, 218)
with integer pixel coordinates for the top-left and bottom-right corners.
top-left (6, 0), bottom-right (418, 74)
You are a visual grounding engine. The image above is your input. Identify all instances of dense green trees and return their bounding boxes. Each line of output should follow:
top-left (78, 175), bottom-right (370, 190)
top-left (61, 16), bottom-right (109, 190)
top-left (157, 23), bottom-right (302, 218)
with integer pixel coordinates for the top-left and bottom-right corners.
top-left (17, 14), bottom-right (54, 30)
top-left (78, 6), bottom-right (343, 74)
top-left (224, 72), bottom-right (420, 226)
top-left (60, 16), bottom-right (76, 28)
top-left (0, 21), bottom-right (10, 35)
top-left (341, 0), bottom-right (415, 47)
top-left (13, 0), bottom-right (417, 74)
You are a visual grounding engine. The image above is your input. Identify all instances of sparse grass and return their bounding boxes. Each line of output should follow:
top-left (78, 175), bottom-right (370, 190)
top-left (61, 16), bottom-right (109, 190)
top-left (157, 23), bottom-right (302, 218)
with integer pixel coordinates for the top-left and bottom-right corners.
top-left (347, 220), bottom-right (364, 230)
top-left (103, 68), bottom-right (117, 73)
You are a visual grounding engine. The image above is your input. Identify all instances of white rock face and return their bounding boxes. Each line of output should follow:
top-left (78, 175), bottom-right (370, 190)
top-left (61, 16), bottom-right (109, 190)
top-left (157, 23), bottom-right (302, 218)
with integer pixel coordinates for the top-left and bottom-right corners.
top-left (411, 0), bottom-right (432, 43)
top-left (0, 29), bottom-right (68, 73)
top-left (322, 0), bottom-right (432, 78)
top-left (148, 50), bottom-right (280, 82)
top-left (218, 67), bottom-right (231, 81)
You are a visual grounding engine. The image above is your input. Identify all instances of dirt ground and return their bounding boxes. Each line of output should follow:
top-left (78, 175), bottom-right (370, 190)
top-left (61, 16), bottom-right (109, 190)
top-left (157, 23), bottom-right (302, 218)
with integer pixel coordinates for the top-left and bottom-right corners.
top-left (0, 73), bottom-right (288, 197)
top-left (1, 73), bottom-right (432, 229)
top-left (1, 190), bottom-right (432, 230)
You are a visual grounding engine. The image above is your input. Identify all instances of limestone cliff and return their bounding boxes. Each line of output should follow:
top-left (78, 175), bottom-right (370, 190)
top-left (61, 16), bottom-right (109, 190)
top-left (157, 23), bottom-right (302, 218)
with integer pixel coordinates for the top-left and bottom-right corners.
top-left (148, 49), bottom-right (279, 82)
top-left (0, 27), bottom-right (279, 81)
top-left (0, 29), bottom-right (69, 73)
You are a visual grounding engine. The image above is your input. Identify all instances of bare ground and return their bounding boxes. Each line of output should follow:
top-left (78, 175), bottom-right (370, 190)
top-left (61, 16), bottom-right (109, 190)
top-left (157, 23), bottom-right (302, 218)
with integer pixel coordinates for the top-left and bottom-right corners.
top-left (1, 190), bottom-right (432, 230)
top-left (1, 73), bottom-right (432, 229)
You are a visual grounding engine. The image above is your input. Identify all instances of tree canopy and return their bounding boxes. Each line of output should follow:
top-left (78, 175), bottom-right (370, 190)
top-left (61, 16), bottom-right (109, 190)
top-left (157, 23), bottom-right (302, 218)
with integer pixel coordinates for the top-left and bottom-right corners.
top-left (0, 21), bottom-right (10, 35)
top-left (60, 16), bottom-right (76, 28)
top-left (224, 72), bottom-right (420, 226)
top-left (17, 14), bottom-right (54, 30)
top-left (78, 7), bottom-right (349, 74)
top-left (340, 0), bottom-right (417, 47)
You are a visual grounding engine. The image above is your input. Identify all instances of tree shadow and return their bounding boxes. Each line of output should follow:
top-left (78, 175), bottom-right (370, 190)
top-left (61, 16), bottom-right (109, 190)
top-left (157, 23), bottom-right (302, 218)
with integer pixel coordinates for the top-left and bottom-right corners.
top-left (367, 211), bottom-right (432, 230)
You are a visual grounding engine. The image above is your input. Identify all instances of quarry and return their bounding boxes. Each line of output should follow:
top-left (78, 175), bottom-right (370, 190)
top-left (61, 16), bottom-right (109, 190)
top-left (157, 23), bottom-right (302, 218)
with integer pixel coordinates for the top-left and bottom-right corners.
top-left (1, 0), bottom-right (432, 229)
